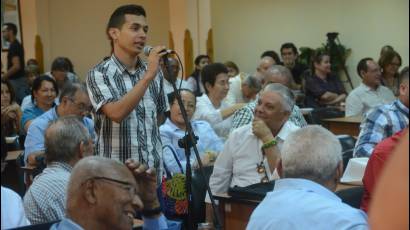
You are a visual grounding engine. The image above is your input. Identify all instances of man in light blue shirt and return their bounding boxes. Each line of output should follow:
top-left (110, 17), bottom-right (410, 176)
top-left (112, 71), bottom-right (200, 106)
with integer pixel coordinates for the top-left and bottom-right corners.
top-left (24, 83), bottom-right (95, 166)
top-left (50, 156), bottom-right (181, 230)
top-left (247, 126), bottom-right (368, 230)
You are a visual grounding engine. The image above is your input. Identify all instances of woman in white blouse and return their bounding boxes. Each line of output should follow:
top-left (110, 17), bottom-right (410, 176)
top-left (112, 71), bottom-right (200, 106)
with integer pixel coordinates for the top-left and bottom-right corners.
top-left (192, 63), bottom-right (245, 140)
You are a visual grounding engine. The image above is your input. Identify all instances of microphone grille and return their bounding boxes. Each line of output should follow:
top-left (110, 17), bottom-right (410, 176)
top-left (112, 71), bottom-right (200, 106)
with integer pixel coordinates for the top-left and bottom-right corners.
top-left (143, 46), bottom-right (153, 56)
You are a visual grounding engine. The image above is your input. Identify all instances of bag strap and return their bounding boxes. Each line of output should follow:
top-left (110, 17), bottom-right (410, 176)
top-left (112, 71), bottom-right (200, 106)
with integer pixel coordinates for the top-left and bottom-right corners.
top-left (163, 145), bottom-right (184, 176)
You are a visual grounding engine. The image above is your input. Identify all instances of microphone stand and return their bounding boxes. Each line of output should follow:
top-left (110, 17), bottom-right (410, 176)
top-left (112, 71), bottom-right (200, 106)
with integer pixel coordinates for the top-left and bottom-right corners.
top-left (162, 56), bottom-right (222, 230)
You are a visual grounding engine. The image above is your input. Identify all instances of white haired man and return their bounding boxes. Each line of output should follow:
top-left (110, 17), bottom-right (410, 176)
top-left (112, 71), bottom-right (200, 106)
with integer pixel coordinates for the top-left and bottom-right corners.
top-left (247, 126), bottom-right (368, 230)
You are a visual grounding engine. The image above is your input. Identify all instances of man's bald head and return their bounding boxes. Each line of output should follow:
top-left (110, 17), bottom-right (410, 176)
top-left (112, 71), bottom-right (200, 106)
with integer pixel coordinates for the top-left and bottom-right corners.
top-left (257, 56), bottom-right (276, 75)
top-left (263, 65), bottom-right (293, 88)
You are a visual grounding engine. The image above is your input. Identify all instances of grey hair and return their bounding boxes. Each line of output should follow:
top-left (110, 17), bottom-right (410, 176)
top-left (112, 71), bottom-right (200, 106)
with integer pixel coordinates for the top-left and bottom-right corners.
top-left (45, 115), bottom-right (91, 164)
top-left (59, 83), bottom-right (88, 102)
top-left (266, 65), bottom-right (294, 88)
top-left (242, 75), bottom-right (262, 92)
top-left (281, 125), bottom-right (342, 184)
top-left (262, 83), bottom-right (295, 112)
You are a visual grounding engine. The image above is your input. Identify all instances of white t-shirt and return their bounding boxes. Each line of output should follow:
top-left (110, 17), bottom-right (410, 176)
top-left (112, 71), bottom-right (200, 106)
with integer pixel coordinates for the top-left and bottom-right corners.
top-left (1, 186), bottom-right (30, 229)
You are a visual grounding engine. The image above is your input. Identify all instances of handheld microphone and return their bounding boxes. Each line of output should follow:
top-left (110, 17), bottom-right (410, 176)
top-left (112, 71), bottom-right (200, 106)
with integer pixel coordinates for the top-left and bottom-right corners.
top-left (143, 46), bottom-right (174, 57)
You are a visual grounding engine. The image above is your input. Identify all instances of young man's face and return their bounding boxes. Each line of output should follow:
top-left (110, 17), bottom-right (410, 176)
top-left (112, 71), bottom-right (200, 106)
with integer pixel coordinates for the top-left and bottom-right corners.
top-left (2, 26), bottom-right (11, 42)
top-left (111, 14), bottom-right (148, 56)
top-left (281, 48), bottom-right (297, 67)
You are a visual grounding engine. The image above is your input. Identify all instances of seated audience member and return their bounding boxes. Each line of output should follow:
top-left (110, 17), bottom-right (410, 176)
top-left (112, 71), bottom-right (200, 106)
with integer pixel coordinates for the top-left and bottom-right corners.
top-left (361, 129), bottom-right (407, 213)
top-left (26, 58), bottom-right (39, 67)
top-left (224, 61), bottom-right (240, 79)
top-left (260, 50), bottom-right (281, 66)
top-left (257, 56), bottom-right (276, 76)
top-left (192, 63), bottom-right (245, 139)
top-left (187, 55), bottom-right (211, 96)
top-left (304, 51), bottom-right (347, 108)
top-left (231, 65), bottom-right (307, 132)
top-left (162, 56), bottom-right (193, 96)
top-left (46, 57), bottom-right (80, 95)
top-left (368, 131), bottom-right (408, 230)
top-left (1, 132), bottom-right (30, 229)
top-left (280, 42), bottom-right (308, 87)
top-left (23, 116), bottom-right (94, 224)
top-left (50, 156), bottom-right (181, 230)
top-left (354, 67), bottom-right (409, 157)
top-left (209, 83), bottom-right (299, 196)
top-left (240, 75), bottom-right (261, 102)
top-left (21, 64), bottom-right (41, 111)
top-left (379, 45), bottom-right (394, 59)
top-left (160, 89), bottom-right (224, 174)
top-left (247, 125), bottom-right (369, 230)
top-left (378, 50), bottom-right (402, 95)
top-left (21, 75), bottom-right (58, 133)
top-left (1, 79), bottom-right (22, 139)
top-left (24, 83), bottom-right (94, 166)
top-left (346, 58), bottom-right (395, 117)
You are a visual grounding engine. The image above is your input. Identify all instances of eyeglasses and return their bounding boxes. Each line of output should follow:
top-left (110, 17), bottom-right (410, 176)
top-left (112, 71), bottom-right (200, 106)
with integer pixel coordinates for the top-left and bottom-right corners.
top-left (68, 97), bottom-right (93, 113)
top-left (89, 176), bottom-right (137, 197)
top-left (256, 161), bottom-right (269, 183)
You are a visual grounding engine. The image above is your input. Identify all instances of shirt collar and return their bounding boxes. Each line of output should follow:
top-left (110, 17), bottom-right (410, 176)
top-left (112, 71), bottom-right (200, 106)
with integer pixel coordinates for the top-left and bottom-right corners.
top-left (110, 54), bottom-right (144, 75)
top-left (164, 118), bottom-right (184, 132)
top-left (394, 99), bottom-right (409, 116)
top-left (57, 218), bottom-right (84, 230)
top-left (274, 178), bottom-right (341, 202)
top-left (47, 162), bottom-right (73, 173)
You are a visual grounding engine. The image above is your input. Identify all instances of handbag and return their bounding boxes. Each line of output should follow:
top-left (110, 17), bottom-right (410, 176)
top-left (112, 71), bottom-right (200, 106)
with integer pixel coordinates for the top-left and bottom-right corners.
top-left (161, 145), bottom-right (188, 218)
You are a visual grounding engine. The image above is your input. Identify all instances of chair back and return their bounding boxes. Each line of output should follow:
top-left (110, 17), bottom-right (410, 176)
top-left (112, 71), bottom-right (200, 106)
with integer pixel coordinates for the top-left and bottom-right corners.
top-left (337, 135), bottom-right (357, 171)
top-left (335, 186), bottom-right (364, 209)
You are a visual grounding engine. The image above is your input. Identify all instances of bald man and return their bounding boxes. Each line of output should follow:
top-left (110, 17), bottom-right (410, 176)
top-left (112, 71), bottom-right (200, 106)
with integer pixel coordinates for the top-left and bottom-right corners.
top-left (50, 156), bottom-right (180, 230)
top-left (257, 56), bottom-right (276, 76)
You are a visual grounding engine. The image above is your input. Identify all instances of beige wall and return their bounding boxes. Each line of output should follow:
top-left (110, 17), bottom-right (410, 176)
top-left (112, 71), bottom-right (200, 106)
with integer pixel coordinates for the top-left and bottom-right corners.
top-left (210, 0), bottom-right (409, 89)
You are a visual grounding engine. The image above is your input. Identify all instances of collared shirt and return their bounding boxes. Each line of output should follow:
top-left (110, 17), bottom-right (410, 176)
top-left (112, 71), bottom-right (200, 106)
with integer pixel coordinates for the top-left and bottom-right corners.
top-left (24, 107), bottom-right (95, 163)
top-left (163, 78), bottom-right (193, 97)
top-left (354, 99), bottom-right (409, 157)
top-left (23, 162), bottom-right (72, 224)
top-left (160, 118), bottom-right (224, 174)
top-left (346, 83), bottom-right (395, 117)
top-left (361, 130), bottom-right (405, 212)
top-left (1, 186), bottom-right (30, 229)
top-left (86, 54), bottom-right (167, 179)
top-left (305, 74), bottom-right (346, 108)
top-left (21, 105), bottom-right (51, 131)
top-left (21, 96), bottom-right (60, 112)
top-left (231, 99), bottom-right (307, 133)
top-left (50, 215), bottom-right (181, 230)
top-left (247, 178), bottom-right (369, 230)
top-left (209, 121), bottom-right (299, 195)
top-left (192, 94), bottom-right (233, 140)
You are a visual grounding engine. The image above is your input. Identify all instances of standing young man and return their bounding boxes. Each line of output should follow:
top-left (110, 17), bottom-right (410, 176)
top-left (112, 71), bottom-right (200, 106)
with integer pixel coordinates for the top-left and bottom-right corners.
top-left (86, 5), bottom-right (168, 180)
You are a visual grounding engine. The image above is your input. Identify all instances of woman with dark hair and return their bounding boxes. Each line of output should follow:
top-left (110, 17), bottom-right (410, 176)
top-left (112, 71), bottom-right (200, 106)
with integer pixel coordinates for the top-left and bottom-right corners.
top-left (21, 75), bottom-right (58, 132)
top-left (187, 55), bottom-right (211, 96)
top-left (304, 51), bottom-right (346, 108)
top-left (160, 89), bottom-right (223, 174)
top-left (378, 50), bottom-right (402, 95)
top-left (1, 79), bottom-right (22, 139)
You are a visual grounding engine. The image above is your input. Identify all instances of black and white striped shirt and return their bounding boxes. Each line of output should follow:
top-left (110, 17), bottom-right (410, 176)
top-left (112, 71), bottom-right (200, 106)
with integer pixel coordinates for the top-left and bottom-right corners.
top-left (86, 55), bottom-right (167, 176)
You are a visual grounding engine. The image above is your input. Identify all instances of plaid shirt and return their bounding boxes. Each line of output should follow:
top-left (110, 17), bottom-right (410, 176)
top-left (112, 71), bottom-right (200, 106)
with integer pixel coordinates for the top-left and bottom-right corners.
top-left (23, 162), bottom-right (72, 224)
top-left (87, 55), bottom-right (167, 178)
top-left (354, 99), bottom-right (409, 157)
top-left (231, 100), bottom-right (307, 132)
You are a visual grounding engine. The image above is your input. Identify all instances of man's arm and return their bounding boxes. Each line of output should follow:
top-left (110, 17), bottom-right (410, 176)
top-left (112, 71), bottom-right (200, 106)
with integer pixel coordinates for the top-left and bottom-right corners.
top-left (3, 56), bottom-right (21, 79)
top-left (252, 118), bottom-right (280, 173)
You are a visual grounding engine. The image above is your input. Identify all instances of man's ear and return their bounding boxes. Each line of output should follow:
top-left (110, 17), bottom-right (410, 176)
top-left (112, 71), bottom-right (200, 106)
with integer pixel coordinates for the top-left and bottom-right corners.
top-left (108, 28), bottom-right (119, 41)
top-left (277, 159), bottom-right (284, 178)
top-left (84, 180), bottom-right (97, 204)
top-left (205, 82), bottom-right (212, 93)
top-left (335, 161), bottom-right (344, 182)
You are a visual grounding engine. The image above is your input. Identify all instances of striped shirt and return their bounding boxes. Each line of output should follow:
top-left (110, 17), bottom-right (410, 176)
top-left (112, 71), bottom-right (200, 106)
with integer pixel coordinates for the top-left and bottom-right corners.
top-left (23, 162), bottom-right (72, 224)
top-left (86, 55), bottom-right (167, 178)
top-left (354, 99), bottom-right (409, 157)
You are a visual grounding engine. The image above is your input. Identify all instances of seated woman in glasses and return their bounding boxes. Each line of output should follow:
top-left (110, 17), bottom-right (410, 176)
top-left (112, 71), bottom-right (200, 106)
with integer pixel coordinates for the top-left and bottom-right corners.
top-left (160, 89), bottom-right (224, 175)
top-left (378, 50), bottom-right (402, 96)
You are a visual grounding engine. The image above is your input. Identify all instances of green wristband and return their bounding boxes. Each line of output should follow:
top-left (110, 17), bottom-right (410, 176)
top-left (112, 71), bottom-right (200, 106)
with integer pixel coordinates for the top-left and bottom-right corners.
top-left (262, 138), bottom-right (277, 149)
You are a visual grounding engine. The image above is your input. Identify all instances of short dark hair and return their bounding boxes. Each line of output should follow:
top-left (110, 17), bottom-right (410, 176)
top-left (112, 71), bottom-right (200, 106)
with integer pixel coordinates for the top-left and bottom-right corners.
top-left (356, 57), bottom-right (374, 78)
top-left (106, 5), bottom-right (146, 46)
top-left (224, 61), bottom-right (239, 73)
top-left (311, 50), bottom-right (330, 72)
top-left (51, 57), bottom-right (72, 72)
top-left (260, 50), bottom-right (281, 65)
top-left (3, 22), bottom-right (17, 36)
top-left (31, 75), bottom-right (58, 104)
top-left (201, 63), bottom-right (228, 94)
top-left (194, 55), bottom-right (210, 66)
top-left (1, 78), bottom-right (16, 104)
top-left (280, 43), bottom-right (298, 55)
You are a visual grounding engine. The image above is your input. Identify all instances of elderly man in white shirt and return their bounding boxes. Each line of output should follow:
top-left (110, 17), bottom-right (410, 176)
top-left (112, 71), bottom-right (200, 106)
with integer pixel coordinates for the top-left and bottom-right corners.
top-left (209, 83), bottom-right (299, 194)
top-left (192, 63), bottom-right (245, 139)
top-left (346, 58), bottom-right (395, 117)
